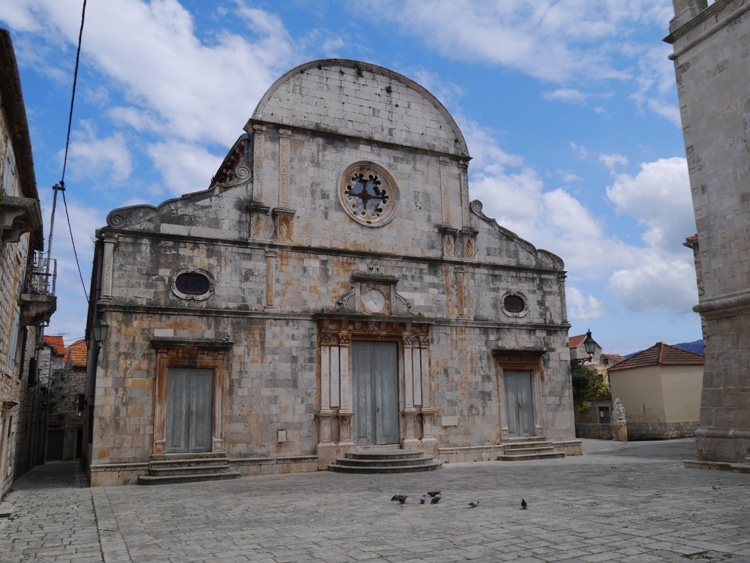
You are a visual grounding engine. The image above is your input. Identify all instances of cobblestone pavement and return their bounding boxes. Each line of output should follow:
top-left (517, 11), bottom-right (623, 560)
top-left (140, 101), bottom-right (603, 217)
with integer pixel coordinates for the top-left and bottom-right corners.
top-left (1, 439), bottom-right (749, 562)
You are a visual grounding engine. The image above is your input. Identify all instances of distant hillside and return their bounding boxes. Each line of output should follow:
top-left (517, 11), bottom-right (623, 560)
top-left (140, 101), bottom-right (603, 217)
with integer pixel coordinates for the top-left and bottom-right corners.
top-left (672, 340), bottom-right (704, 355)
top-left (623, 340), bottom-right (704, 358)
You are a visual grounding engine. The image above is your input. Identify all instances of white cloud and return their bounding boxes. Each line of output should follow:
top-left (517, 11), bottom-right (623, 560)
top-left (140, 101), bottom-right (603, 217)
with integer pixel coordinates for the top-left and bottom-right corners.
top-left (608, 260), bottom-right (698, 313)
top-left (357, 0), bottom-right (677, 123)
top-left (6, 0), bottom-right (296, 146)
top-left (147, 141), bottom-right (223, 197)
top-left (566, 286), bottom-right (607, 321)
top-left (64, 122), bottom-right (132, 182)
top-left (542, 88), bottom-right (590, 104)
top-left (599, 153), bottom-right (628, 173)
top-left (570, 142), bottom-right (589, 159)
top-left (467, 127), bottom-right (697, 317)
top-left (606, 157), bottom-right (694, 256)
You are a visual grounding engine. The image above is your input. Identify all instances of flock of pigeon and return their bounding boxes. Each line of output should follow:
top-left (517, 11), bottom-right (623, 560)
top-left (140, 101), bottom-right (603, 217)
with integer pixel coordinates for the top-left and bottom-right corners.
top-left (390, 491), bottom-right (528, 510)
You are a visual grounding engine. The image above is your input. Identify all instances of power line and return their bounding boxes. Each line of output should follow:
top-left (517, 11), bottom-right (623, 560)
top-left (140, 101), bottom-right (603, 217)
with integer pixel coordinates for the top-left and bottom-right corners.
top-left (47, 0), bottom-right (89, 304)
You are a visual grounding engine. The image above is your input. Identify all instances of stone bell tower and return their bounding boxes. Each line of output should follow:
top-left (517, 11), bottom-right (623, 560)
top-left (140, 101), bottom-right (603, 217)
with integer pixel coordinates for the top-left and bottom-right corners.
top-left (665, 0), bottom-right (750, 463)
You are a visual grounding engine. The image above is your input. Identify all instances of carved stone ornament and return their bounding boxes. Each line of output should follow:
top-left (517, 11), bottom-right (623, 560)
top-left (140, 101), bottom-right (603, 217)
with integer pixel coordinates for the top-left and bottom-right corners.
top-left (339, 161), bottom-right (399, 227)
top-left (170, 268), bottom-right (215, 301)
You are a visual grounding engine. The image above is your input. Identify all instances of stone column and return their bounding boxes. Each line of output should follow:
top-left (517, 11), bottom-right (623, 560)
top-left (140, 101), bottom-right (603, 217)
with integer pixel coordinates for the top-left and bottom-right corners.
top-left (337, 333), bottom-right (354, 446)
top-left (278, 129), bottom-right (291, 208)
top-left (264, 249), bottom-right (277, 311)
top-left (252, 124), bottom-right (266, 201)
top-left (439, 156), bottom-right (453, 228)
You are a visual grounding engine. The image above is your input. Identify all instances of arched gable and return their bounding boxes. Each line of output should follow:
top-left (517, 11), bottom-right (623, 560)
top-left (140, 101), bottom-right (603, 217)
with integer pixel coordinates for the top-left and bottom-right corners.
top-left (250, 59), bottom-right (469, 157)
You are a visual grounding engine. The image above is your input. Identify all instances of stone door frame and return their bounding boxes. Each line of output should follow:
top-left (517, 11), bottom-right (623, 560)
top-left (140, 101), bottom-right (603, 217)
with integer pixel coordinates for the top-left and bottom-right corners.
top-left (316, 319), bottom-right (436, 468)
top-left (150, 339), bottom-right (233, 456)
top-left (493, 350), bottom-right (546, 440)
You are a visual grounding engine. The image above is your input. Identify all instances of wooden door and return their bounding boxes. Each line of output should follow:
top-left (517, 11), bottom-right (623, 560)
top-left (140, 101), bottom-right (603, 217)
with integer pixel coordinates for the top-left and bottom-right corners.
top-left (166, 368), bottom-right (213, 453)
top-left (505, 371), bottom-right (535, 437)
top-left (353, 341), bottom-right (399, 445)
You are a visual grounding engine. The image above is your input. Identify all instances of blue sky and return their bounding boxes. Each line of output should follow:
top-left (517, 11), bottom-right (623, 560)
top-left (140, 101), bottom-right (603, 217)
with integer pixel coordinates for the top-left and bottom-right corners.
top-left (1, 0), bottom-right (701, 355)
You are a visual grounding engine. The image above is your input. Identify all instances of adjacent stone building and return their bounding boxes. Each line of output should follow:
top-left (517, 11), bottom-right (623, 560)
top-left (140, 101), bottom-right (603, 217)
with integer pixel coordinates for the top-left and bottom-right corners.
top-left (85, 59), bottom-right (579, 486)
top-left (0, 28), bottom-right (56, 495)
top-left (665, 0), bottom-right (750, 462)
top-left (44, 337), bottom-right (87, 461)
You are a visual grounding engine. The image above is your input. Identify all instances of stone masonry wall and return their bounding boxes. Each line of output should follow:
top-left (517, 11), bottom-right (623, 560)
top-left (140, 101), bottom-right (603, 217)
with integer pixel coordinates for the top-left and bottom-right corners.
top-left (667, 0), bottom-right (750, 461)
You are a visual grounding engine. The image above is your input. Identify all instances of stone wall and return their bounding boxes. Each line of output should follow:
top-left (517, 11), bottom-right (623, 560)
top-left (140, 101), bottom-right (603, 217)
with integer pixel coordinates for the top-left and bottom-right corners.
top-left (88, 59), bottom-right (576, 485)
top-left (666, 0), bottom-right (750, 462)
top-left (626, 421), bottom-right (698, 441)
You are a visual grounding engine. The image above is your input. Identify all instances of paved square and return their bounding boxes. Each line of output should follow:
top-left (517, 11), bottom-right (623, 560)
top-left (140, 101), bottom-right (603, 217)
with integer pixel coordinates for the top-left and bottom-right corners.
top-left (1, 440), bottom-right (748, 562)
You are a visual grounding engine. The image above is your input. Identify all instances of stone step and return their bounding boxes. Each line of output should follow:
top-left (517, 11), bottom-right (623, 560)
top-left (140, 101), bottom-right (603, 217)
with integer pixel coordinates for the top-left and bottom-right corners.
top-left (149, 452), bottom-right (228, 462)
top-left (329, 461), bottom-right (442, 474)
top-left (503, 446), bottom-right (557, 456)
top-left (502, 441), bottom-right (554, 452)
top-left (138, 453), bottom-right (240, 485)
top-left (148, 462), bottom-right (233, 477)
top-left (138, 471), bottom-right (241, 485)
top-left (344, 450), bottom-right (427, 461)
top-left (329, 449), bottom-right (442, 474)
top-left (497, 451), bottom-right (565, 461)
top-left (148, 457), bottom-right (230, 469)
top-left (334, 454), bottom-right (436, 468)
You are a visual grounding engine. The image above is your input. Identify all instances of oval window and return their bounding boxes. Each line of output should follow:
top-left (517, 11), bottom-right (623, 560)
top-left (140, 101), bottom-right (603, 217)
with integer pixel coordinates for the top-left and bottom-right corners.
top-left (175, 272), bottom-right (210, 295)
top-left (503, 294), bottom-right (525, 314)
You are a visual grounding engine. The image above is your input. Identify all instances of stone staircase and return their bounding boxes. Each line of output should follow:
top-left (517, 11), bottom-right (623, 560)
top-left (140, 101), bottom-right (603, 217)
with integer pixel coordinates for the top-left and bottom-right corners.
top-left (329, 449), bottom-right (442, 474)
top-left (497, 437), bottom-right (565, 462)
top-left (138, 452), bottom-right (241, 485)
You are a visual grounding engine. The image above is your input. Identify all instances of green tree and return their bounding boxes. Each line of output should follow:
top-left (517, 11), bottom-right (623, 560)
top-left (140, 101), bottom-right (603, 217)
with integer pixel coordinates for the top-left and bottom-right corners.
top-left (571, 366), bottom-right (610, 411)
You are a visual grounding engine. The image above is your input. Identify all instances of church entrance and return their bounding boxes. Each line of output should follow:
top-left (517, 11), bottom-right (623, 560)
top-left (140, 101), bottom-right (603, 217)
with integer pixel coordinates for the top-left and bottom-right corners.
top-left (352, 341), bottom-right (399, 445)
top-left (166, 368), bottom-right (213, 453)
top-left (504, 370), bottom-right (535, 437)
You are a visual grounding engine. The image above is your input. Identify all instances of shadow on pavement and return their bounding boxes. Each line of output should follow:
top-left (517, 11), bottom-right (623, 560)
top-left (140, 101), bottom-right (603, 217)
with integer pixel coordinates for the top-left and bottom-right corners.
top-left (584, 438), bottom-right (696, 461)
top-left (11, 461), bottom-right (88, 490)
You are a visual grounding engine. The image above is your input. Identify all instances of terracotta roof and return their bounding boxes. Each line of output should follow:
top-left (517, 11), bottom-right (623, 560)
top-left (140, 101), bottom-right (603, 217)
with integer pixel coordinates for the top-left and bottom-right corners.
top-left (684, 233), bottom-right (699, 249)
top-left (66, 338), bottom-right (88, 367)
top-left (602, 353), bottom-right (626, 365)
top-left (43, 335), bottom-right (66, 357)
top-left (608, 342), bottom-right (704, 372)
top-left (569, 334), bottom-right (586, 348)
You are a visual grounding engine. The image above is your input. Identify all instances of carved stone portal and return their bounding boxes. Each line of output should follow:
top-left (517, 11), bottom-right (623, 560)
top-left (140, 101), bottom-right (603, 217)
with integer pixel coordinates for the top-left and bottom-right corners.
top-left (315, 319), bottom-right (435, 469)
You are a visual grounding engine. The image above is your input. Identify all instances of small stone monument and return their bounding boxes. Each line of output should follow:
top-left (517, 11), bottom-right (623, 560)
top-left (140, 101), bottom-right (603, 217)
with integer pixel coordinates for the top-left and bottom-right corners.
top-left (612, 398), bottom-right (627, 442)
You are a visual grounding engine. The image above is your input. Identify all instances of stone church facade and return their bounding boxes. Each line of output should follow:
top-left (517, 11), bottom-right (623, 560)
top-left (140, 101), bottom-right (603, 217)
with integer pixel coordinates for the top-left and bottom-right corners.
top-left (85, 59), bottom-right (578, 486)
top-left (666, 0), bottom-right (750, 463)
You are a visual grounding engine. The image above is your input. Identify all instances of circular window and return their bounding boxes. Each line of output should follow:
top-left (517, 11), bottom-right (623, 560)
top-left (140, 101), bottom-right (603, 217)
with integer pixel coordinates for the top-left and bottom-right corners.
top-left (338, 161), bottom-right (399, 227)
top-left (502, 293), bottom-right (527, 316)
top-left (171, 269), bottom-right (214, 301)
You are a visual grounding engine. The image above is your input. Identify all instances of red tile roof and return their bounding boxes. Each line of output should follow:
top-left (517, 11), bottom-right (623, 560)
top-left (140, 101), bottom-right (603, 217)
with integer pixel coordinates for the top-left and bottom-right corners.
top-left (66, 338), bottom-right (88, 367)
top-left (569, 334), bottom-right (587, 348)
top-left (602, 353), bottom-right (626, 365)
top-left (43, 335), bottom-right (66, 356)
top-left (608, 342), bottom-right (704, 372)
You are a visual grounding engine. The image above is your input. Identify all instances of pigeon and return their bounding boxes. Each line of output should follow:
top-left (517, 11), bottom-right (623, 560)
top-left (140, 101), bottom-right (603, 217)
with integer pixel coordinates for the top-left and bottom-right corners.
top-left (430, 495), bottom-right (441, 504)
top-left (521, 499), bottom-right (527, 509)
top-left (222, 334), bottom-right (231, 342)
top-left (468, 500), bottom-right (479, 508)
top-left (419, 495), bottom-right (426, 504)
top-left (398, 495), bottom-right (408, 504)
top-left (427, 491), bottom-right (441, 497)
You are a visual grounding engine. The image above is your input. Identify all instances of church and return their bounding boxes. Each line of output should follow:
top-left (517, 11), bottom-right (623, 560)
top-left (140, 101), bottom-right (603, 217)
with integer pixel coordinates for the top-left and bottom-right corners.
top-left (84, 59), bottom-right (579, 486)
